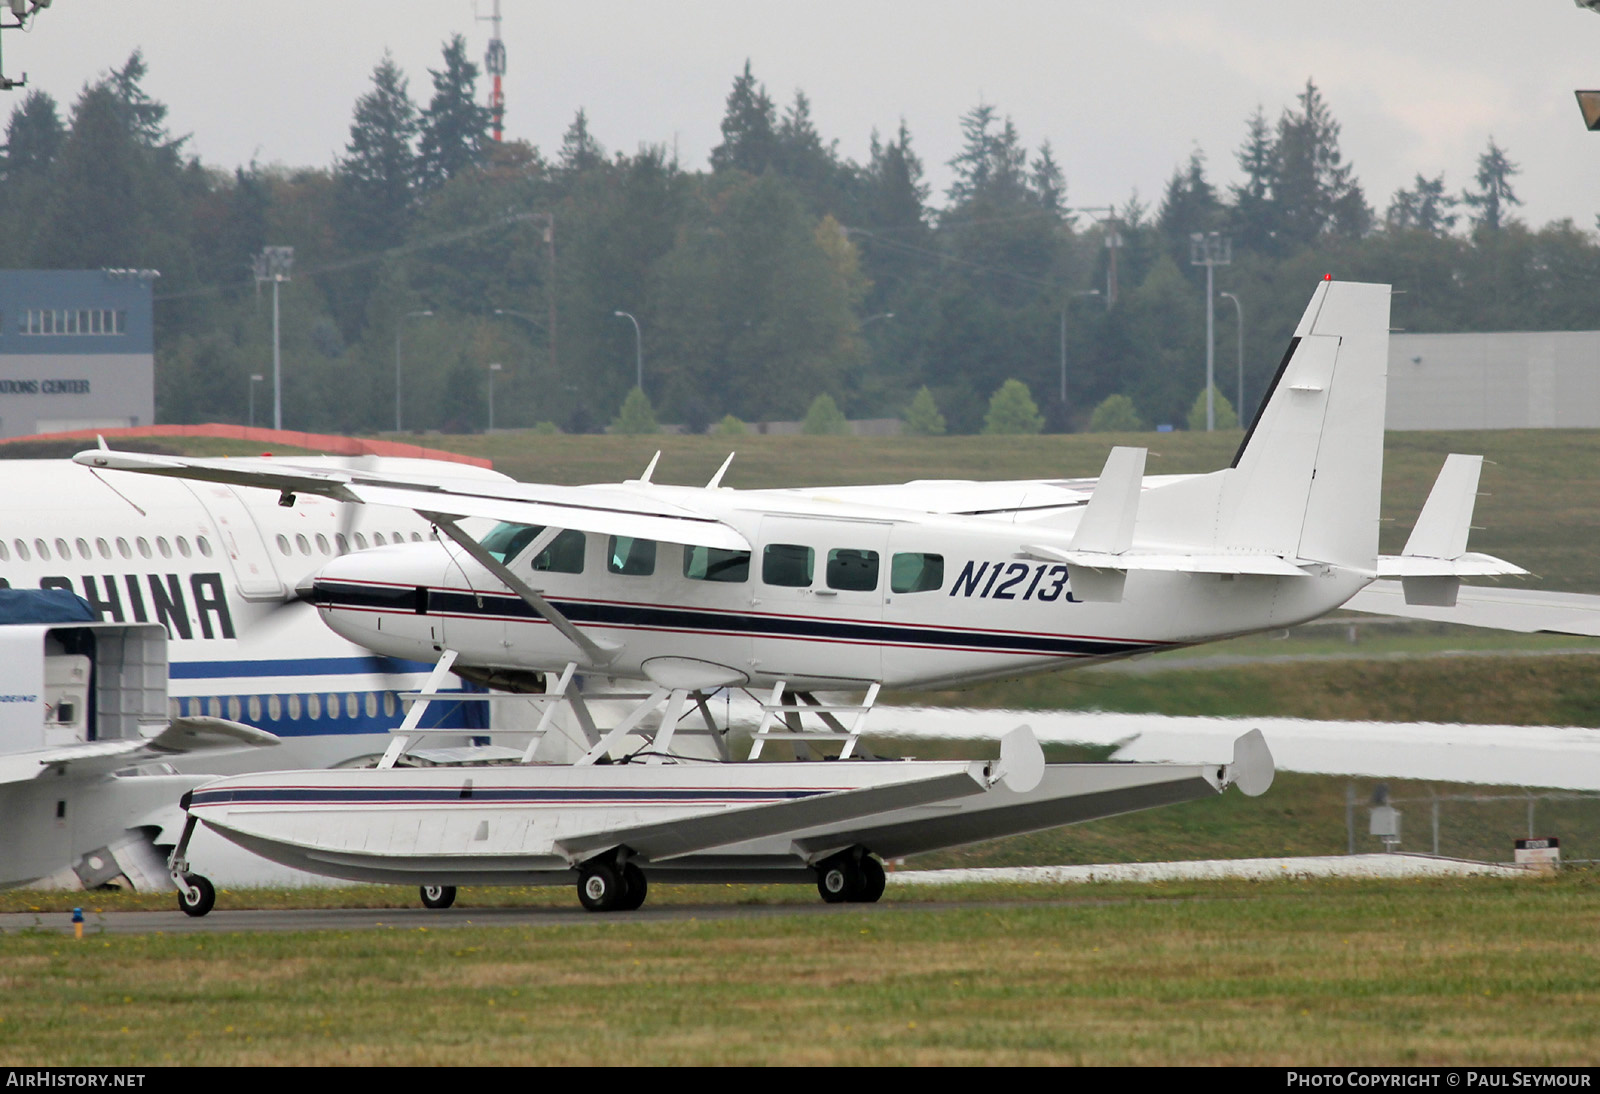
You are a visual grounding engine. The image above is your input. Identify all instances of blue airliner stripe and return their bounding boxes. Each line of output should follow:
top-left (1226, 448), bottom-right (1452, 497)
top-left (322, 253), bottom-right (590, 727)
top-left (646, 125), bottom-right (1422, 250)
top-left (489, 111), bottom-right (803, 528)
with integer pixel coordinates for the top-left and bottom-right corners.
top-left (170, 655), bottom-right (435, 680)
top-left (190, 786), bottom-right (825, 806)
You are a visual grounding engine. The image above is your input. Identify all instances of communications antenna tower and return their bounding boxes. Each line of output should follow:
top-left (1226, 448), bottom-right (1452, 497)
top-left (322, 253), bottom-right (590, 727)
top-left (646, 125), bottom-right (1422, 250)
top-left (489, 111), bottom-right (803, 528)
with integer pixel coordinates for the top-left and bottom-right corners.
top-left (479, 0), bottom-right (506, 141)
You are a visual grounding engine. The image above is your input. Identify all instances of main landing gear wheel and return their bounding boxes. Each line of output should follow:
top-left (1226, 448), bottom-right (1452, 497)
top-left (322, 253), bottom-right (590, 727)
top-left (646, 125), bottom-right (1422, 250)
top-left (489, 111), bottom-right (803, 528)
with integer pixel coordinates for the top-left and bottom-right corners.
top-left (578, 861), bottom-right (623, 912)
top-left (817, 857), bottom-right (861, 904)
top-left (615, 863), bottom-right (648, 912)
top-left (816, 851), bottom-right (886, 905)
top-left (420, 885), bottom-right (457, 910)
top-left (177, 874), bottom-right (215, 918)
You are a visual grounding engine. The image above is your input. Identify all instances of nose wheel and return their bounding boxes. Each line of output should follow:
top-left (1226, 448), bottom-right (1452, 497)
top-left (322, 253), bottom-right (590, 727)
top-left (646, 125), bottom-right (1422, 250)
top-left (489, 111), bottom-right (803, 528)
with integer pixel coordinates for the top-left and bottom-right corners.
top-left (176, 874), bottom-right (215, 917)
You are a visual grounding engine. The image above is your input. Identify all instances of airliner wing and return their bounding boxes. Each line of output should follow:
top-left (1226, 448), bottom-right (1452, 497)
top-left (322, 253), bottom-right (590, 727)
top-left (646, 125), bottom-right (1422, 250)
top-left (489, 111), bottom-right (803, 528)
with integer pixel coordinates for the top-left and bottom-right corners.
top-left (0, 717), bottom-right (280, 785)
top-left (74, 449), bottom-right (749, 551)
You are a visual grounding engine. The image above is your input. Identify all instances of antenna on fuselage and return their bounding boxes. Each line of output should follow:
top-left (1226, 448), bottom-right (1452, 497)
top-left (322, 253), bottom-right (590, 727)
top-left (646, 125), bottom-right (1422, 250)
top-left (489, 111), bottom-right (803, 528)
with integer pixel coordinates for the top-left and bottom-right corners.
top-left (706, 452), bottom-right (736, 489)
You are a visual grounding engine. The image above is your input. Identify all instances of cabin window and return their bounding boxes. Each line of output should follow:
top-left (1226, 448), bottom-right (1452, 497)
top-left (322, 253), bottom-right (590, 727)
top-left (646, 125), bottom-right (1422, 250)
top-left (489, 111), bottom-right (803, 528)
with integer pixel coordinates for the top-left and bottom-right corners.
top-left (176, 537), bottom-right (192, 558)
top-left (11, 539), bottom-right (25, 561)
top-left (891, 553), bottom-right (945, 594)
top-left (34, 538), bottom-right (49, 561)
top-left (346, 693), bottom-right (359, 719)
top-left (826, 548), bottom-right (880, 592)
top-left (366, 693), bottom-right (379, 719)
top-left (410, 532), bottom-right (424, 543)
top-left (762, 544), bottom-right (814, 587)
top-left (606, 536), bottom-right (656, 576)
top-left (247, 696), bottom-right (262, 722)
top-left (524, 530), bottom-right (583, 573)
top-left (0, 542), bottom-right (8, 561)
top-left (76, 538), bottom-right (93, 560)
top-left (267, 695), bottom-right (283, 721)
top-left (295, 534), bottom-right (311, 556)
top-left (156, 537), bottom-right (172, 559)
top-left (115, 538), bottom-right (131, 559)
top-left (227, 696), bottom-right (241, 721)
top-left (306, 693), bottom-right (322, 721)
top-left (55, 538), bottom-right (70, 559)
top-left (195, 536), bottom-right (212, 558)
top-left (96, 538), bottom-right (111, 560)
top-left (684, 546), bottom-right (750, 583)
top-left (275, 535), bottom-right (291, 556)
top-left (286, 694), bottom-right (302, 721)
top-left (315, 534), bottom-right (331, 555)
top-left (354, 533), bottom-right (369, 550)
top-left (335, 534), bottom-right (349, 555)
top-left (373, 533), bottom-right (387, 546)
top-left (136, 538), bottom-right (152, 560)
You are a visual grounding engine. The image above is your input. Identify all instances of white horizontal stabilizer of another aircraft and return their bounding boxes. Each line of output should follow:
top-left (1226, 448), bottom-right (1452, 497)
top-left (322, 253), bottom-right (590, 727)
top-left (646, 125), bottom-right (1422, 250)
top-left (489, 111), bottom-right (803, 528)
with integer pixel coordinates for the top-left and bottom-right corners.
top-left (0, 715), bottom-right (279, 785)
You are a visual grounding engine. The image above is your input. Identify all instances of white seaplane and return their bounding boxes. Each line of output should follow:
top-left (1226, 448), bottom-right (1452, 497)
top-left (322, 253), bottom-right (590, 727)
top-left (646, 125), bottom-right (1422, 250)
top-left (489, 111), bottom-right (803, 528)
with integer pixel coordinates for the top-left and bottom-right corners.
top-left (75, 279), bottom-right (1523, 915)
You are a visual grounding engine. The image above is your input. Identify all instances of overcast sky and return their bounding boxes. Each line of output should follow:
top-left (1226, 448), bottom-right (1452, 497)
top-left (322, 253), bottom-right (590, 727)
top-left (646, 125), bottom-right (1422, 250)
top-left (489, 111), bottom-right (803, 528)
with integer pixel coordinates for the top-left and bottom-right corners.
top-left (6, 1), bottom-right (1599, 230)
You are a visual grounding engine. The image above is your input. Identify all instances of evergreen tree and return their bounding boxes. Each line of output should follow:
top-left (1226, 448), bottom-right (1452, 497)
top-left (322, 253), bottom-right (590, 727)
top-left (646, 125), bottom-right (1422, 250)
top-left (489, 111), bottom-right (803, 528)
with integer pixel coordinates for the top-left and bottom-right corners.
top-left (1030, 140), bottom-right (1067, 216)
top-left (1386, 173), bottom-right (1457, 234)
top-left (863, 121), bottom-right (928, 231)
top-left (1157, 149), bottom-right (1222, 247)
top-left (558, 108), bottom-right (606, 175)
top-left (710, 61), bottom-right (776, 175)
top-left (416, 34), bottom-right (494, 192)
top-left (983, 379), bottom-right (1043, 434)
top-left (772, 89), bottom-right (837, 206)
top-left (1231, 106), bottom-right (1280, 249)
top-left (946, 103), bottom-right (999, 204)
top-left (802, 392), bottom-right (849, 434)
top-left (1273, 80), bottom-right (1369, 245)
top-left (1462, 139), bottom-right (1522, 232)
top-left (1, 90), bottom-right (64, 180)
top-left (338, 54), bottom-right (420, 250)
top-left (901, 386), bottom-right (946, 435)
top-left (33, 83), bottom-right (144, 268)
top-left (107, 50), bottom-right (178, 152)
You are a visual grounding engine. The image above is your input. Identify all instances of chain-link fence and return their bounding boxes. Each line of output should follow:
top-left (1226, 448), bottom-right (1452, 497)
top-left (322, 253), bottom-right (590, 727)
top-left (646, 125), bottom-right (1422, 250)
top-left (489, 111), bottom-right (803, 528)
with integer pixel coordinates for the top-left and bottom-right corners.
top-left (1344, 783), bottom-right (1600, 863)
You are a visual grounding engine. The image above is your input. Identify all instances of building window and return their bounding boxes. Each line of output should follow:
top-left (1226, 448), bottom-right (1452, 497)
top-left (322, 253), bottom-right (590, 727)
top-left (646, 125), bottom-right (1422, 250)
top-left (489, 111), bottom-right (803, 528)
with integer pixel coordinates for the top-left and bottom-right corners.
top-left (21, 308), bottom-right (126, 335)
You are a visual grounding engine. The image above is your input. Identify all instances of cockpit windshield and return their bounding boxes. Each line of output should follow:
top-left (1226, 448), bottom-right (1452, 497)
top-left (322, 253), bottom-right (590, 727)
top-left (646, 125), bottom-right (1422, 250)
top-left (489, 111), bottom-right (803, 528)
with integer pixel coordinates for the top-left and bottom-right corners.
top-left (479, 522), bottom-right (540, 563)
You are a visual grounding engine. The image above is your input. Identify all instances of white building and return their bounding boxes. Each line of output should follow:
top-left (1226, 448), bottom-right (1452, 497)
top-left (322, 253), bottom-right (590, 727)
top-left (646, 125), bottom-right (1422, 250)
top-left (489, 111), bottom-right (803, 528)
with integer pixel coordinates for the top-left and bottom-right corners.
top-left (1387, 331), bottom-right (1600, 430)
top-left (0, 269), bottom-right (156, 440)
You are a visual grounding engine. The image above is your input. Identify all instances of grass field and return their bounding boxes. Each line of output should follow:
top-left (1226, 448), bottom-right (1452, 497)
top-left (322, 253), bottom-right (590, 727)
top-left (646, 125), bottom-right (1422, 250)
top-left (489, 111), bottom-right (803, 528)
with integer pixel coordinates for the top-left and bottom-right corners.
top-left (2, 875), bottom-right (1596, 1066)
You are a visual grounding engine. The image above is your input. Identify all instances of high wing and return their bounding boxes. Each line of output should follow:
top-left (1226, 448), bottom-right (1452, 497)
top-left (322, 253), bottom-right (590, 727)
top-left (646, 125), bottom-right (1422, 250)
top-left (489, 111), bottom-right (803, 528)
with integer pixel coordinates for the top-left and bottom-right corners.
top-left (73, 448), bottom-right (749, 552)
top-left (0, 716), bottom-right (279, 785)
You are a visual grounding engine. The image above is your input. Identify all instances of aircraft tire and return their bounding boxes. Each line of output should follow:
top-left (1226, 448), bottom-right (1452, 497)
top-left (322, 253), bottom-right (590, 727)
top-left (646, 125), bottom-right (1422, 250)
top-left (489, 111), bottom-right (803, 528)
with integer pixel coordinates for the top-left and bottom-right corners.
top-left (177, 874), bottom-right (215, 918)
top-left (578, 862), bottom-right (623, 912)
top-left (854, 856), bottom-right (886, 903)
top-left (420, 885), bottom-right (457, 910)
top-left (615, 863), bottom-right (648, 911)
top-left (816, 857), bottom-right (861, 904)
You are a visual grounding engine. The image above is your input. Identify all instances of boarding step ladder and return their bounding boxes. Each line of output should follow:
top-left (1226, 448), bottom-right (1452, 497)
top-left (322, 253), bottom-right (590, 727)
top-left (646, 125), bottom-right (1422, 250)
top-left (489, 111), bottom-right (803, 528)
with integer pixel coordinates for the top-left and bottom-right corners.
top-left (748, 682), bottom-right (879, 760)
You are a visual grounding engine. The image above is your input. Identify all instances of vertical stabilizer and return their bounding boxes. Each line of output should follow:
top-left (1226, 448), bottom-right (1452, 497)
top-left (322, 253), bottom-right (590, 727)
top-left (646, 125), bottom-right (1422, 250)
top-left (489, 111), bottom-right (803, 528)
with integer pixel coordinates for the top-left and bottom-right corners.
top-left (1217, 280), bottom-right (1390, 570)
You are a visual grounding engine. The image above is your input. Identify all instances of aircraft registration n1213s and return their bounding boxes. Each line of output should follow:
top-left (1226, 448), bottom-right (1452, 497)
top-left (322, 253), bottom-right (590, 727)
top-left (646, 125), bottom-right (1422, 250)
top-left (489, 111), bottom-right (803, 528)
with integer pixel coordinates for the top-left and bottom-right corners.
top-left (75, 279), bottom-right (1525, 915)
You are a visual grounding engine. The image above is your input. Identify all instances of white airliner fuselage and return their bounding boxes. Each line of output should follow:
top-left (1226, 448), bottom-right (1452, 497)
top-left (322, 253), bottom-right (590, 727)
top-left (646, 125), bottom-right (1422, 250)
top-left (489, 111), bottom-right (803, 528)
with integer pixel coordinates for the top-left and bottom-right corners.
top-left (0, 457), bottom-right (506, 769)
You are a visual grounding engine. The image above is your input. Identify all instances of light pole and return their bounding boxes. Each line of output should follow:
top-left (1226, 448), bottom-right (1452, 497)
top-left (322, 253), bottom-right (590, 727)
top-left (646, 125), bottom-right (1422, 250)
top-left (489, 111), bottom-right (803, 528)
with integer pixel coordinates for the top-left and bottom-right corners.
top-left (248, 374), bottom-right (264, 428)
top-left (394, 310), bottom-right (434, 432)
top-left (487, 362), bottom-right (503, 432)
top-left (1218, 291), bottom-right (1244, 423)
top-left (1189, 232), bottom-right (1232, 431)
top-left (253, 247), bottom-right (293, 431)
top-left (1060, 290), bottom-right (1101, 408)
top-left (612, 310), bottom-right (642, 391)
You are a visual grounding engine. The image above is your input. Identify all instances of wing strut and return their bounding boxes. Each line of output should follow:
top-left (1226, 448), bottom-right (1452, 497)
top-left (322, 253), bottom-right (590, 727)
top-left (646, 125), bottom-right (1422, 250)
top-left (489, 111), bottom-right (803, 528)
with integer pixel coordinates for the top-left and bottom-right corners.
top-left (421, 511), bottom-right (621, 665)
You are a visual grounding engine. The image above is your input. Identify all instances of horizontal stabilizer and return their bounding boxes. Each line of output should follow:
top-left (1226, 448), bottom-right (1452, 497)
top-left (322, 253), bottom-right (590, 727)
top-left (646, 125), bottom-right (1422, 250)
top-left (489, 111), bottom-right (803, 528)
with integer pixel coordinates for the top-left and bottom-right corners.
top-left (555, 765), bottom-right (991, 864)
top-left (1343, 582), bottom-right (1600, 636)
top-left (0, 719), bottom-right (280, 785)
top-left (1022, 543), bottom-right (1311, 577)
